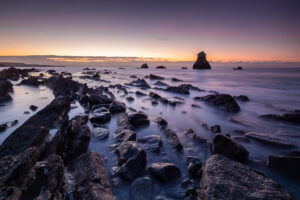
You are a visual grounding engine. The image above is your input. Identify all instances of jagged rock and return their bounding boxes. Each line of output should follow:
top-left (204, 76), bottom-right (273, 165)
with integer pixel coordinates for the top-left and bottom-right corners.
top-left (267, 156), bottom-right (300, 178)
top-left (156, 66), bottom-right (166, 69)
top-left (246, 132), bottom-right (294, 147)
top-left (0, 186), bottom-right (22, 200)
top-left (234, 95), bottom-right (249, 102)
top-left (212, 134), bottom-right (249, 162)
top-left (154, 81), bottom-right (168, 86)
top-left (138, 135), bottom-right (162, 152)
top-left (90, 112), bottom-right (111, 124)
top-left (194, 94), bottom-right (240, 112)
top-left (80, 93), bottom-right (112, 107)
top-left (0, 147), bottom-right (40, 188)
top-left (260, 113), bottom-right (300, 125)
top-left (185, 156), bottom-right (202, 179)
top-left (116, 141), bottom-right (147, 180)
top-left (149, 74), bottom-right (164, 80)
top-left (0, 67), bottom-right (34, 80)
top-left (20, 76), bottom-right (42, 86)
top-left (128, 79), bottom-right (151, 89)
top-left (69, 151), bottom-right (114, 200)
top-left (148, 162), bottom-right (181, 182)
top-left (192, 51), bottom-right (211, 70)
top-left (0, 94), bottom-right (12, 102)
top-left (171, 77), bottom-right (182, 82)
top-left (114, 129), bottom-right (136, 143)
top-left (165, 84), bottom-right (190, 94)
top-left (62, 115), bottom-right (91, 163)
top-left (128, 112), bottom-right (150, 127)
top-left (141, 63), bottom-right (148, 69)
top-left (199, 154), bottom-right (294, 200)
top-left (163, 129), bottom-right (183, 151)
top-left (92, 127), bottom-right (109, 140)
top-left (154, 117), bottom-right (168, 126)
top-left (210, 125), bottom-right (221, 133)
top-left (130, 177), bottom-right (153, 200)
top-left (109, 101), bottom-right (126, 114)
top-left (0, 79), bottom-right (13, 103)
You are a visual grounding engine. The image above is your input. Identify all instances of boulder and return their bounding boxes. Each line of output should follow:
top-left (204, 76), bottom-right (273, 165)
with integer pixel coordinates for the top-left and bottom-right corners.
top-left (109, 101), bottom-right (126, 114)
top-left (194, 94), bottom-right (240, 112)
top-left (130, 177), bottom-right (153, 200)
top-left (141, 63), bottom-right (149, 69)
top-left (114, 129), bottom-right (136, 143)
top-left (246, 132), bottom-right (294, 147)
top-left (192, 51), bottom-right (211, 70)
top-left (138, 135), bottom-right (162, 152)
top-left (165, 84), bottom-right (190, 94)
top-left (199, 154), bottom-right (294, 200)
top-left (116, 141), bottom-right (147, 180)
top-left (90, 112), bottom-right (111, 124)
top-left (128, 112), bottom-right (150, 127)
top-left (0, 79), bottom-right (13, 101)
top-left (163, 129), bottom-right (183, 151)
top-left (69, 151), bottom-right (114, 200)
top-left (148, 162), bottom-right (181, 182)
top-left (212, 134), bottom-right (249, 162)
top-left (92, 127), bottom-right (109, 140)
top-left (267, 156), bottom-right (300, 178)
top-left (234, 95), bottom-right (250, 102)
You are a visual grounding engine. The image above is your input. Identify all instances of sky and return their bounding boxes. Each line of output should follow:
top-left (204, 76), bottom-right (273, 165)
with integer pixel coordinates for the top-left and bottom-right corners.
top-left (0, 0), bottom-right (299, 67)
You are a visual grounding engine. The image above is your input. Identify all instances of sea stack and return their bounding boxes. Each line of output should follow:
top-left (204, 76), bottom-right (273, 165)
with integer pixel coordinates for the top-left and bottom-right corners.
top-left (193, 51), bottom-right (211, 70)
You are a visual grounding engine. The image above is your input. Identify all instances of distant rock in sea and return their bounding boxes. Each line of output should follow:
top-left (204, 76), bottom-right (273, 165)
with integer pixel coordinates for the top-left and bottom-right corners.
top-left (141, 63), bottom-right (149, 69)
top-left (193, 51), bottom-right (211, 70)
top-left (233, 66), bottom-right (243, 70)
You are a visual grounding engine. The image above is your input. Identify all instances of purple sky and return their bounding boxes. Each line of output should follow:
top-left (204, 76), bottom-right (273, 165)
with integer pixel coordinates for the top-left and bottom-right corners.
top-left (0, 0), bottom-right (299, 66)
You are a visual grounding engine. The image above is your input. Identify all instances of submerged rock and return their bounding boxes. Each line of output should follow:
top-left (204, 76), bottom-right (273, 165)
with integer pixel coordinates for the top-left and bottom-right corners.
top-left (156, 66), bottom-right (166, 69)
top-left (92, 127), bottom-right (109, 140)
top-left (199, 154), bottom-right (294, 200)
top-left (163, 129), bottom-right (183, 151)
top-left (69, 151), bottom-right (114, 200)
top-left (194, 94), bottom-right (240, 112)
top-left (109, 101), bottom-right (126, 114)
top-left (29, 105), bottom-right (38, 111)
top-left (184, 128), bottom-right (207, 143)
top-left (130, 177), bottom-right (153, 200)
top-left (138, 135), bottom-right (162, 152)
top-left (246, 132), bottom-right (294, 147)
top-left (148, 162), bottom-right (181, 182)
top-left (154, 116), bottom-right (168, 126)
top-left (260, 113), bottom-right (300, 125)
top-left (192, 51), bottom-right (211, 70)
top-left (0, 124), bottom-right (7, 133)
top-left (212, 134), bottom-right (249, 162)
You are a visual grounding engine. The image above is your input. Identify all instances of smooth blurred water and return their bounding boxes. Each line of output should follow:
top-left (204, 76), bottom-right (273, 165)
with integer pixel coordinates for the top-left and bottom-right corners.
top-left (1, 66), bottom-right (299, 199)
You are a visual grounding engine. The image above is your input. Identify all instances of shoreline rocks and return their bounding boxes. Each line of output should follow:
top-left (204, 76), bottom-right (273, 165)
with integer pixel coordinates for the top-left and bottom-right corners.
top-left (246, 132), bottom-right (294, 147)
top-left (163, 129), bottom-right (183, 151)
top-left (148, 162), bottom-right (181, 182)
top-left (194, 94), bottom-right (240, 112)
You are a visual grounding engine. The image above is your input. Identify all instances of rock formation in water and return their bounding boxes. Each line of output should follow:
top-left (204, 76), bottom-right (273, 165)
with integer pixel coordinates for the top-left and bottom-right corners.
top-left (192, 51), bottom-right (211, 70)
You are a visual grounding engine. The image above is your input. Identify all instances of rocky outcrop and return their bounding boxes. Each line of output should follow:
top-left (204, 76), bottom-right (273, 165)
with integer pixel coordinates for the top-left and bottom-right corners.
top-left (141, 63), bottom-right (148, 69)
top-left (212, 134), bottom-right (249, 162)
top-left (199, 155), bottom-right (294, 200)
top-left (0, 67), bottom-right (34, 80)
top-left (148, 162), bottom-right (181, 182)
top-left (127, 79), bottom-right (151, 89)
top-left (194, 94), bottom-right (240, 112)
top-left (0, 79), bottom-right (13, 103)
top-left (20, 76), bottom-right (43, 86)
top-left (260, 113), bottom-right (300, 125)
top-left (116, 141), bottom-right (147, 180)
top-left (246, 132), bottom-right (294, 147)
top-left (192, 51), bottom-right (211, 70)
top-left (185, 156), bottom-right (202, 179)
top-left (163, 129), bottom-right (183, 151)
top-left (165, 84), bottom-right (190, 94)
top-left (69, 151), bottom-right (114, 200)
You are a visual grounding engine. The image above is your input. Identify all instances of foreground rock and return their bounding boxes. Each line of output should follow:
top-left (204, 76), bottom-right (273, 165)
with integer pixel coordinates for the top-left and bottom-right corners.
top-left (192, 51), bottom-right (211, 70)
top-left (0, 67), bottom-right (34, 80)
top-left (116, 141), bottom-right (147, 180)
top-left (267, 155), bottom-right (300, 178)
top-left (0, 79), bottom-right (13, 102)
top-left (260, 113), bottom-right (300, 125)
top-left (128, 112), bottom-right (150, 127)
top-left (194, 94), bottom-right (240, 112)
top-left (130, 177), bottom-right (153, 200)
top-left (69, 151), bottom-right (114, 200)
top-left (199, 154), bottom-right (294, 200)
top-left (163, 129), bottom-right (183, 151)
top-left (212, 134), bottom-right (249, 162)
top-left (185, 156), bottom-right (202, 179)
top-left (148, 163), bottom-right (181, 182)
top-left (246, 132), bottom-right (294, 147)
top-left (138, 135), bottom-right (162, 152)
top-left (90, 112), bottom-right (111, 124)
top-left (0, 97), bottom-right (71, 158)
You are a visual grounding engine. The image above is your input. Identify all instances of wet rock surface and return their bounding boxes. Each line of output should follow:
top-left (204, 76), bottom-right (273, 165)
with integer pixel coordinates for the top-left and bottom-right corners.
top-left (148, 162), bottom-right (181, 182)
top-left (92, 127), bottom-right (110, 140)
top-left (194, 94), bottom-right (240, 112)
top-left (212, 134), bottom-right (249, 162)
top-left (90, 112), bottom-right (111, 124)
top-left (246, 132), bottom-right (294, 147)
top-left (138, 135), bottom-right (162, 152)
top-left (199, 155), bottom-right (294, 200)
top-left (163, 129), bottom-right (183, 151)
